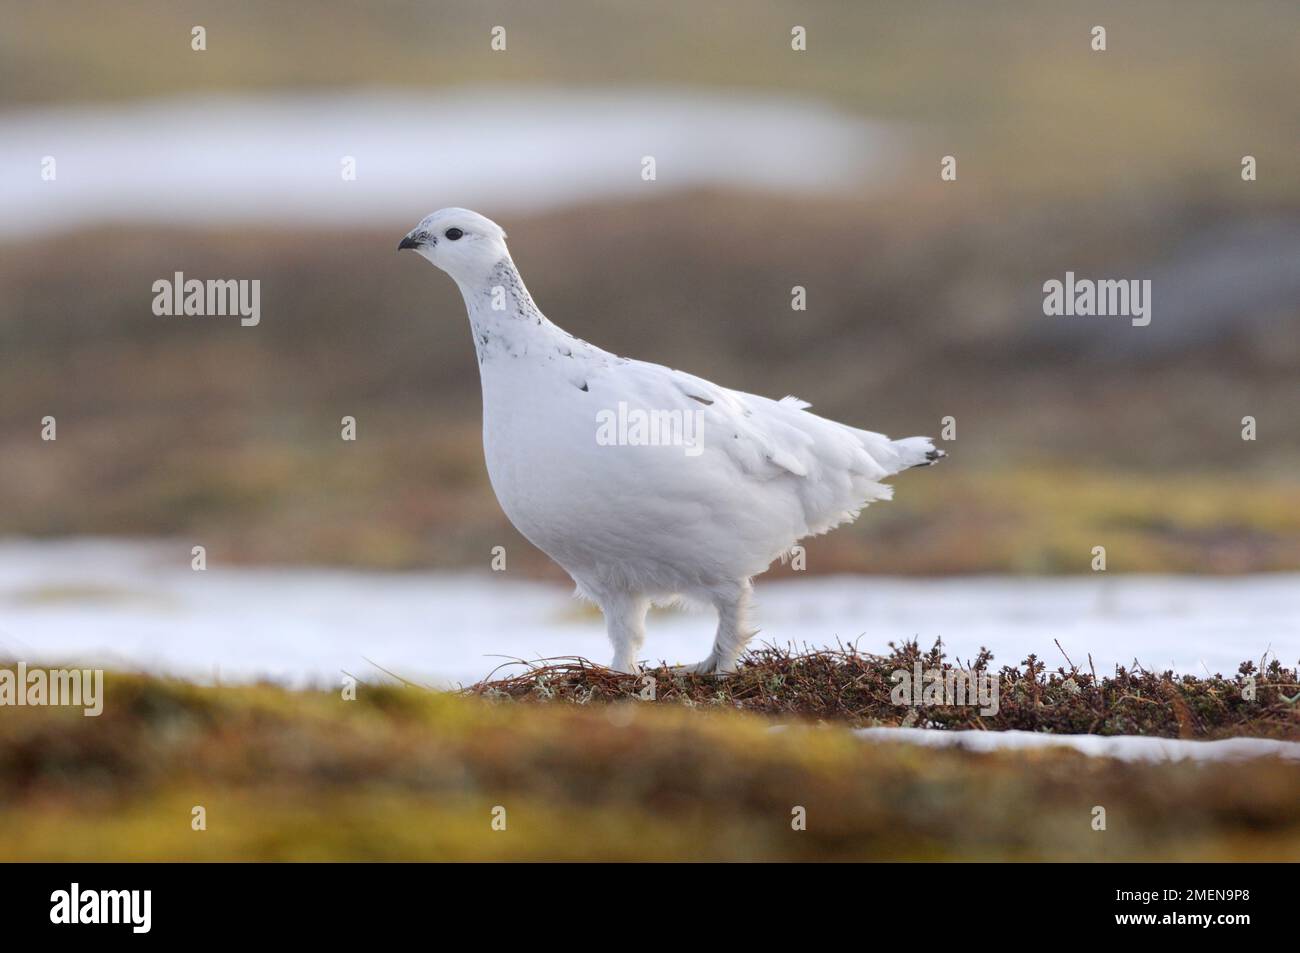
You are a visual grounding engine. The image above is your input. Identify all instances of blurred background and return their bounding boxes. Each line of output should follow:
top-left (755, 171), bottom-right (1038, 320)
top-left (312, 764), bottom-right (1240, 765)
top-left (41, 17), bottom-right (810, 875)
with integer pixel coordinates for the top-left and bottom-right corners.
top-left (2, 0), bottom-right (1298, 683)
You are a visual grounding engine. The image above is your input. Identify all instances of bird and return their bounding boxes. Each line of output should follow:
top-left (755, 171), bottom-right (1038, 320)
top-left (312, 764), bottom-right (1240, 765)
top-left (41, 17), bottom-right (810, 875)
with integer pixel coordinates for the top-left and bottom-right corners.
top-left (399, 208), bottom-right (945, 674)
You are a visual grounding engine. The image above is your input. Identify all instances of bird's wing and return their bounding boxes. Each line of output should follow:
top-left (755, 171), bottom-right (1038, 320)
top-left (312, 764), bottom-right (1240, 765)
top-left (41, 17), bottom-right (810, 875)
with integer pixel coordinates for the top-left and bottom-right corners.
top-left (586, 358), bottom-right (922, 535)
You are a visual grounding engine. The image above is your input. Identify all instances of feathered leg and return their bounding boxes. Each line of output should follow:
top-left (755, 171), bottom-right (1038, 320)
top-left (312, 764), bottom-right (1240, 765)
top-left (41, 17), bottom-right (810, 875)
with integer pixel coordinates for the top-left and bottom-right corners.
top-left (683, 580), bottom-right (755, 674)
top-left (602, 592), bottom-right (650, 673)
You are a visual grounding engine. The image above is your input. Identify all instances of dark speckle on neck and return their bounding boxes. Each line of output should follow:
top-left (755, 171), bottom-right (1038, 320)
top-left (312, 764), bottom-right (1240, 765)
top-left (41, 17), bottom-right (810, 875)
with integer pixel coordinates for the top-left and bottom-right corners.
top-left (487, 259), bottom-right (541, 322)
top-left (464, 259), bottom-right (623, 376)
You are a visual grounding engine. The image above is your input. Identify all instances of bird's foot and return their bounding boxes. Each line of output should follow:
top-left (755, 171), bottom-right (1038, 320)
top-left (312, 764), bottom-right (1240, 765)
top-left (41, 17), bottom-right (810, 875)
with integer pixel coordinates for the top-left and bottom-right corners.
top-left (660, 654), bottom-right (737, 677)
top-left (609, 658), bottom-right (643, 676)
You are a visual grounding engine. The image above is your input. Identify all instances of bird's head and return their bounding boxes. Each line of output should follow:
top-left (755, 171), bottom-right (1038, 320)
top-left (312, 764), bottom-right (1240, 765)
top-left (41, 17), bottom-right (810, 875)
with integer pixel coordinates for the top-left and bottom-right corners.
top-left (398, 208), bottom-right (510, 284)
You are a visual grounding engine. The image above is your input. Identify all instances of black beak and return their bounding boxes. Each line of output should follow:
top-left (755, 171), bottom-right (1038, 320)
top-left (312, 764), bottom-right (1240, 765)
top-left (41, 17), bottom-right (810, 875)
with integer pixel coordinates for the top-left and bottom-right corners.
top-left (398, 235), bottom-right (422, 251)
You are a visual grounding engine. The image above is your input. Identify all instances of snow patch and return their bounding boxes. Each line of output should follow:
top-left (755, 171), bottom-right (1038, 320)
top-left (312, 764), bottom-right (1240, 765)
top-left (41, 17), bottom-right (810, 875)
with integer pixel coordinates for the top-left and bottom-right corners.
top-left (856, 727), bottom-right (1300, 762)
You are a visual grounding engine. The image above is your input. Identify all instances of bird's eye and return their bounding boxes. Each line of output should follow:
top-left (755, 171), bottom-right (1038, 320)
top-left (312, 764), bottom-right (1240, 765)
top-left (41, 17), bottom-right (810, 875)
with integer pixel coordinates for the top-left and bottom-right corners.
top-left (444, 228), bottom-right (464, 241)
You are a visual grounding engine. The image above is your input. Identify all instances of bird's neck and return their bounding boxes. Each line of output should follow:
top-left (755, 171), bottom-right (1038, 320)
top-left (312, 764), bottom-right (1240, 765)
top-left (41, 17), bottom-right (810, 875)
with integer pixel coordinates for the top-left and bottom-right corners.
top-left (455, 256), bottom-right (566, 363)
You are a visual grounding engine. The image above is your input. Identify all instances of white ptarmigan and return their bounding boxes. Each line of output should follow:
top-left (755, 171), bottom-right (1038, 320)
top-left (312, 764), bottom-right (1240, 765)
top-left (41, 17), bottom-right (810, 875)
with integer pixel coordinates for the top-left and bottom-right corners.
top-left (400, 208), bottom-right (945, 674)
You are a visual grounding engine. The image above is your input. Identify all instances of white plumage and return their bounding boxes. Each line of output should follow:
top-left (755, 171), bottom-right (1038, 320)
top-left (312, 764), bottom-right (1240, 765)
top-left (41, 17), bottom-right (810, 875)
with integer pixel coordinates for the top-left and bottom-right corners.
top-left (400, 208), bottom-right (944, 673)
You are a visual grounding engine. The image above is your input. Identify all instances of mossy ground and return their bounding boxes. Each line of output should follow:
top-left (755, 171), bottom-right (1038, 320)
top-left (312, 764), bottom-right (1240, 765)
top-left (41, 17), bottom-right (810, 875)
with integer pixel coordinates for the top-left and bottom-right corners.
top-left (2, 655), bottom-right (1298, 861)
top-left (469, 641), bottom-right (1300, 740)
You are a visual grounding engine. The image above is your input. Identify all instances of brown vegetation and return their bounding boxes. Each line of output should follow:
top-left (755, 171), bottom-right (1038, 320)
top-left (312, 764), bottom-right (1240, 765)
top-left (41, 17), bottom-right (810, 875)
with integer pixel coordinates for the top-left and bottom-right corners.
top-left (467, 641), bottom-right (1300, 740)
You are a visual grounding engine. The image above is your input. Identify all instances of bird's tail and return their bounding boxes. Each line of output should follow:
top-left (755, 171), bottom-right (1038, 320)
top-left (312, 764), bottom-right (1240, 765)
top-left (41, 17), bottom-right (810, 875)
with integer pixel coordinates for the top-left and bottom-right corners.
top-left (891, 435), bottom-right (947, 471)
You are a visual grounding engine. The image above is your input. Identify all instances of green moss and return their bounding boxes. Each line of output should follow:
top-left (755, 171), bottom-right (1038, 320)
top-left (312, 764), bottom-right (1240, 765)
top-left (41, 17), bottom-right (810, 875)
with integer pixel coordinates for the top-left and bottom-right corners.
top-left (1, 668), bottom-right (1298, 860)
